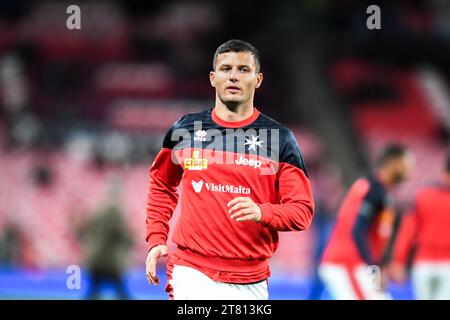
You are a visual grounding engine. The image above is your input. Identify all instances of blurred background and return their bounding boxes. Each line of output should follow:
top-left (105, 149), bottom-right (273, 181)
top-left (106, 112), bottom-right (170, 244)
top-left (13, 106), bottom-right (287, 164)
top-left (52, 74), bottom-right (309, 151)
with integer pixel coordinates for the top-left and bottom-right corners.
top-left (0, 0), bottom-right (449, 299)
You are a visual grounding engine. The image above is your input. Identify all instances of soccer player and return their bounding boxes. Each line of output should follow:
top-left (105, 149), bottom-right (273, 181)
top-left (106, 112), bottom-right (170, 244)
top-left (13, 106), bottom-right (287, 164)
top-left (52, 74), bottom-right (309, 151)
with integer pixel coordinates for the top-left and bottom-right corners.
top-left (319, 144), bottom-right (413, 300)
top-left (144, 39), bottom-right (314, 300)
top-left (392, 152), bottom-right (450, 300)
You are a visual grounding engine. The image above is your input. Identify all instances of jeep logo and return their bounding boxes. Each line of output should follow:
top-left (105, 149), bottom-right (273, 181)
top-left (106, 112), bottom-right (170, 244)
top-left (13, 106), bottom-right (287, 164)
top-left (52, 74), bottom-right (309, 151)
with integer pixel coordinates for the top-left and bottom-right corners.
top-left (235, 155), bottom-right (262, 169)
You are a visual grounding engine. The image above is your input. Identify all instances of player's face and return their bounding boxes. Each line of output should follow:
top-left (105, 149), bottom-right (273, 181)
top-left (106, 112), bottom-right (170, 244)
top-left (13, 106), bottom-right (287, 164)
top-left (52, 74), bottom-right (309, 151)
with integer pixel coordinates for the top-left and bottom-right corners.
top-left (210, 51), bottom-right (263, 108)
top-left (391, 154), bottom-right (414, 185)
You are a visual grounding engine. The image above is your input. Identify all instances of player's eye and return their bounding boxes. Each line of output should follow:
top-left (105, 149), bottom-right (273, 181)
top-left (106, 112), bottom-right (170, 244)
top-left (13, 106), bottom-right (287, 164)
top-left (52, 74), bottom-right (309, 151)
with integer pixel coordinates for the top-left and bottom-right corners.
top-left (239, 67), bottom-right (249, 72)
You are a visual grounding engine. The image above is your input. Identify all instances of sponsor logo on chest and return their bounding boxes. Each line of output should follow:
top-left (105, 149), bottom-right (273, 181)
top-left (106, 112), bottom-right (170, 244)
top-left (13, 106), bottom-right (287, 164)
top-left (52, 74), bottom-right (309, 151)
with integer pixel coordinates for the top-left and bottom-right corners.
top-left (191, 180), bottom-right (251, 195)
top-left (184, 150), bottom-right (208, 171)
top-left (234, 155), bottom-right (262, 169)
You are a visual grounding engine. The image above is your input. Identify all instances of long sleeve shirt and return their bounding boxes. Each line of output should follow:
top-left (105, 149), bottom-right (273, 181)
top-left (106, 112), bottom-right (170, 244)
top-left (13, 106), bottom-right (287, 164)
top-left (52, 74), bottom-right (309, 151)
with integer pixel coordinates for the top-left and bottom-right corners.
top-left (146, 107), bottom-right (314, 283)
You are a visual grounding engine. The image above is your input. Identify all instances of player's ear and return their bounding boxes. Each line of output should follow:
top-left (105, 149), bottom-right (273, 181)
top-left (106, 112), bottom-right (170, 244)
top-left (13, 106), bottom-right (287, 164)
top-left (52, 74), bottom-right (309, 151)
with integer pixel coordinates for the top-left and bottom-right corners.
top-left (255, 72), bottom-right (263, 89)
top-left (209, 71), bottom-right (216, 88)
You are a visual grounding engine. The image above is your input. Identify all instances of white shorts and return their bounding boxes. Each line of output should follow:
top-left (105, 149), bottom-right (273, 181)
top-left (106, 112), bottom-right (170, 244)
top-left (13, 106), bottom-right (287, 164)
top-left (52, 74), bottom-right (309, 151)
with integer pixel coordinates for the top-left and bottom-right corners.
top-left (319, 263), bottom-right (392, 300)
top-left (412, 261), bottom-right (450, 300)
top-left (167, 264), bottom-right (269, 300)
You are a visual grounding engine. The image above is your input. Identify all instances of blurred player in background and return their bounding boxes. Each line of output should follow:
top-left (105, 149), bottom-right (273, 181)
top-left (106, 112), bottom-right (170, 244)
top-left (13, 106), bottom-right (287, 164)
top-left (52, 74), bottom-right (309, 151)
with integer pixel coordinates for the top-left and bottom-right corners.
top-left (145, 39), bottom-right (314, 300)
top-left (319, 144), bottom-right (413, 300)
top-left (80, 177), bottom-right (133, 300)
top-left (392, 152), bottom-right (450, 300)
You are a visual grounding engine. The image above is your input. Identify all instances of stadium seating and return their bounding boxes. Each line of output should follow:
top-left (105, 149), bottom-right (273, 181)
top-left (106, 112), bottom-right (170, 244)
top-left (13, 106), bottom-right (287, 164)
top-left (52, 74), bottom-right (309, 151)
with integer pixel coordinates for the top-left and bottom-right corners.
top-left (0, 1), bottom-right (332, 276)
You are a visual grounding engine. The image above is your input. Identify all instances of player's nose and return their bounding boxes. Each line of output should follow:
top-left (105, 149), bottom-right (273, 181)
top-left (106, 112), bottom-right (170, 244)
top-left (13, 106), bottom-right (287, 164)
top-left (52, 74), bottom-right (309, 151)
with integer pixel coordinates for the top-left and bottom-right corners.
top-left (228, 68), bottom-right (239, 82)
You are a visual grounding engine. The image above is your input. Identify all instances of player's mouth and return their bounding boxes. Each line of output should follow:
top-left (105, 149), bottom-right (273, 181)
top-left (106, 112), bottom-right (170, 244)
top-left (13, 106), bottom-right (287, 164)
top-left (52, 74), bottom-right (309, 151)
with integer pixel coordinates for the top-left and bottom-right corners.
top-left (226, 86), bottom-right (241, 93)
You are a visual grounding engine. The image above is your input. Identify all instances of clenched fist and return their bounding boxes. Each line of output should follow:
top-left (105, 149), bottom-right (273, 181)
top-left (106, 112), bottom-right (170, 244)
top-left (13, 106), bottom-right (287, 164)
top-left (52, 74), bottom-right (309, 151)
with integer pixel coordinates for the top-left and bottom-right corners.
top-left (228, 197), bottom-right (262, 223)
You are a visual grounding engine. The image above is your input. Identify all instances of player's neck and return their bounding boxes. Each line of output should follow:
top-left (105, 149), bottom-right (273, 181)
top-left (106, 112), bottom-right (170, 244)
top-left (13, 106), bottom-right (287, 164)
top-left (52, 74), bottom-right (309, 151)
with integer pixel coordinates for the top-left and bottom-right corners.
top-left (213, 100), bottom-right (254, 122)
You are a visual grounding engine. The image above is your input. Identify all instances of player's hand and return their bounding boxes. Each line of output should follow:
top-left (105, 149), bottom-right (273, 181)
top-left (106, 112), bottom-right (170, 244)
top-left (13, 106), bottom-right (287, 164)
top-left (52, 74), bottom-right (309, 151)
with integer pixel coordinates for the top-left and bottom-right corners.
top-left (228, 197), bottom-right (262, 223)
top-left (387, 262), bottom-right (407, 283)
top-left (380, 267), bottom-right (389, 291)
top-left (145, 244), bottom-right (168, 286)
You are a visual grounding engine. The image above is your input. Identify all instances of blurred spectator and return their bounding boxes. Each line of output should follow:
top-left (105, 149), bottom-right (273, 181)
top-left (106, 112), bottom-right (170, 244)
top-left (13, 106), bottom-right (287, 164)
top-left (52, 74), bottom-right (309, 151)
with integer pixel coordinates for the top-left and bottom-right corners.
top-left (32, 163), bottom-right (53, 188)
top-left (79, 176), bottom-right (133, 300)
top-left (0, 53), bottom-right (28, 114)
top-left (0, 220), bottom-right (22, 267)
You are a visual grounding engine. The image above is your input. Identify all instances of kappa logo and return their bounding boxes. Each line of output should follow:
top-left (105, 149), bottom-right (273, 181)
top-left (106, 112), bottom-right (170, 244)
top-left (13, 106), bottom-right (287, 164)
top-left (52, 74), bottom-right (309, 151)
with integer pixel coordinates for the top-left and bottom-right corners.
top-left (235, 155), bottom-right (262, 169)
top-left (184, 150), bottom-right (208, 171)
top-left (191, 180), bottom-right (251, 195)
top-left (194, 130), bottom-right (208, 142)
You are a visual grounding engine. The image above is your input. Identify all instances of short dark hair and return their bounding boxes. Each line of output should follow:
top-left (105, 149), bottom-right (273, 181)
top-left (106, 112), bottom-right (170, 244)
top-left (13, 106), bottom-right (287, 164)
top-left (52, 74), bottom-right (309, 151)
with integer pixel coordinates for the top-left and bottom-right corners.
top-left (213, 39), bottom-right (261, 72)
top-left (376, 143), bottom-right (408, 167)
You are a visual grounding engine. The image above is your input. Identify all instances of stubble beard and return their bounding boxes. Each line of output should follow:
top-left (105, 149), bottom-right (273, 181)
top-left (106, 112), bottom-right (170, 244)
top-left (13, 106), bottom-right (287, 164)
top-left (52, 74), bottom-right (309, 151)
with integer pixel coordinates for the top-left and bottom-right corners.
top-left (217, 92), bottom-right (247, 112)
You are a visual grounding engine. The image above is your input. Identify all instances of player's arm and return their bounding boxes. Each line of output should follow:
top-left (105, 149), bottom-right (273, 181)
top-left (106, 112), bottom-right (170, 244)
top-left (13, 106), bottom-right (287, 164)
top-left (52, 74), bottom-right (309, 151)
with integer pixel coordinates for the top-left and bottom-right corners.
top-left (351, 186), bottom-right (383, 266)
top-left (381, 207), bottom-right (402, 266)
top-left (393, 211), bottom-right (417, 265)
top-left (389, 199), bottom-right (420, 282)
top-left (229, 129), bottom-right (314, 231)
top-left (145, 118), bottom-right (184, 285)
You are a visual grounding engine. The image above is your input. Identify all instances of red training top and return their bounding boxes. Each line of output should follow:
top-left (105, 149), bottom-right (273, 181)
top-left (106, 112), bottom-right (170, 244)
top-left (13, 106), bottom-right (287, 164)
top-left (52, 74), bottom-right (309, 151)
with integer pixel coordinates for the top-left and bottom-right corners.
top-left (322, 176), bottom-right (397, 267)
top-left (394, 184), bottom-right (450, 265)
top-left (146, 107), bottom-right (314, 284)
